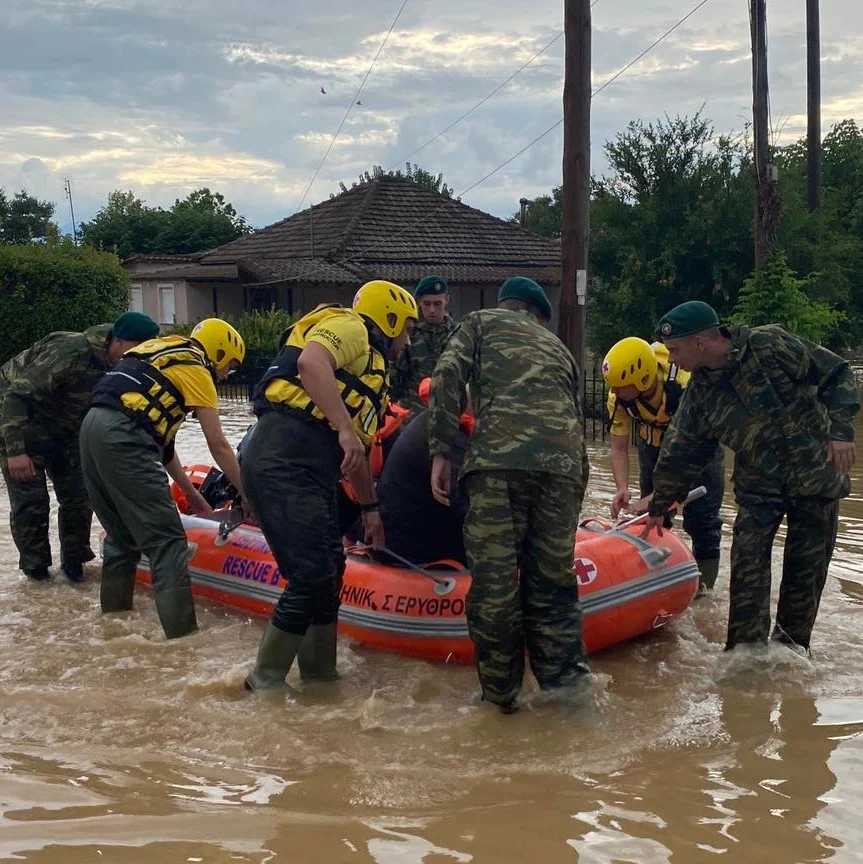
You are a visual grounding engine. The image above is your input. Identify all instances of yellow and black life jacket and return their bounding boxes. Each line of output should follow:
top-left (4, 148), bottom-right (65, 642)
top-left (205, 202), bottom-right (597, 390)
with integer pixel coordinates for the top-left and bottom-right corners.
top-left (608, 360), bottom-right (686, 446)
top-left (91, 337), bottom-right (209, 457)
top-left (252, 304), bottom-right (388, 445)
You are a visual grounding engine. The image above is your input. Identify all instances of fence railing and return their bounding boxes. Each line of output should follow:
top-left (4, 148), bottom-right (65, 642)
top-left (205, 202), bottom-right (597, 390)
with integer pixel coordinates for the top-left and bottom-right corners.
top-left (219, 366), bottom-right (612, 443)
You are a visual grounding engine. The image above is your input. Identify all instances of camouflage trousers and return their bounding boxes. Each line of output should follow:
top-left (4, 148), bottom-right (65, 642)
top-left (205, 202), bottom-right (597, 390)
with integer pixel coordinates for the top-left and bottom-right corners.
top-left (728, 494), bottom-right (839, 651)
top-left (462, 469), bottom-right (589, 708)
top-left (0, 437), bottom-right (94, 574)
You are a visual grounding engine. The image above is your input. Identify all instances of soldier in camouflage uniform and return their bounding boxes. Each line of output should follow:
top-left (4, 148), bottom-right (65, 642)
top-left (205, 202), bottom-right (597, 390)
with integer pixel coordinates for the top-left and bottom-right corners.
top-left (391, 275), bottom-right (458, 412)
top-left (645, 301), bottom-right (859, 653)
top-left (428, 276), bottom-right (590, 714)
top-left (0, 312), bottom-right (160, 582)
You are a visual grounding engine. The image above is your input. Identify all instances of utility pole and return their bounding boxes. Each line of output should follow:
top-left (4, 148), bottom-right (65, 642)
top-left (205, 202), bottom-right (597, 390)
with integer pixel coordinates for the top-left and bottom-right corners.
top-left (806, 0), bottom-right (821, 212)
top-left (64, 178), bottom-right (78, 244)
top-left (750, 0), bottom-right (779, 269)
top-left (560, 0), bottom-right (591, 380)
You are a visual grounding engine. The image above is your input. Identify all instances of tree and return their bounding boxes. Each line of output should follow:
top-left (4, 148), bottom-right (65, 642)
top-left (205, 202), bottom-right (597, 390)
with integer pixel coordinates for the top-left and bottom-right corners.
top-left (730, 252), bottom-right (840, 343)
top-left (773, 119), bottom-right (863, 347)
top-left (0, 188), bottom-right (57, 244)
top-left (585, 112), bottom-right (754, 355)
top-left (165, 187), bottom-right (252, 253)
top-left (0, 239), bottom-right (130, 363)
top-left (337, 163), bottom-right (457, 198)
top-left (79, 188), bottom-right (253, 259)
top-left (508, 190), bottom-right (562, 238)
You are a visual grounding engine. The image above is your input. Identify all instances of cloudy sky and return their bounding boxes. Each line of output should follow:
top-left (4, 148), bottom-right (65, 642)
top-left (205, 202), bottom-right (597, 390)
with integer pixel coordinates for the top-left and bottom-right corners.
top-left (1, 0), bottom-right (860, 232)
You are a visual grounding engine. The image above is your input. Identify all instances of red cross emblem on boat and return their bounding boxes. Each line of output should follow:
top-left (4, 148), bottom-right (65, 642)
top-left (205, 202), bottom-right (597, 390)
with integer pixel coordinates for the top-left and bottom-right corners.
top-left (573, 557), bottom-right (598, 586)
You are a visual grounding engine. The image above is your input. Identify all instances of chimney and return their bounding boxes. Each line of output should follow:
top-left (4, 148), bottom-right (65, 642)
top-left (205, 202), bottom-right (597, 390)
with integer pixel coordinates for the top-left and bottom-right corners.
top-left (518, 197), bottom-right (530, 229)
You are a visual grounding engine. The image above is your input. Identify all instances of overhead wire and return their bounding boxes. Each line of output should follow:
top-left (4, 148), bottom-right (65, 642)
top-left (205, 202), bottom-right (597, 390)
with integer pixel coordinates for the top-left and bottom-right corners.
top-left (246, 0), bottom-right (713, 287)
top-left (388, 1), bottom-right (602, 172)
top-left (293, 0), bottom-right (412, 214)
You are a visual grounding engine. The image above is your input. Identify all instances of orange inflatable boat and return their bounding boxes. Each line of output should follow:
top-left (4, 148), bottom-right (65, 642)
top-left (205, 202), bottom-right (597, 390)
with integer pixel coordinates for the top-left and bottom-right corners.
top-left (134, 464), bottom-right (701, 663)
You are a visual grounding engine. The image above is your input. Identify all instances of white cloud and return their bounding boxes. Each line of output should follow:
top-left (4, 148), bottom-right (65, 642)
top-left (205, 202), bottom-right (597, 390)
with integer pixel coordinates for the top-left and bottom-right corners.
top-left (0, 0), bottom-right (860, 230)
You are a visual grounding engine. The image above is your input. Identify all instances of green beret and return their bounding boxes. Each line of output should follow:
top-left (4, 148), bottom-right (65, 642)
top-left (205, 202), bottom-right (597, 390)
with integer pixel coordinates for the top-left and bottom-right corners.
top-left (498, 276), bottom-right (553, 322)
top-left (112, 311), bottom-right (160, 342)
top-left (414, 275), bottom-right (450, 298)
top-left (656, 300), bottom-right (720, 341)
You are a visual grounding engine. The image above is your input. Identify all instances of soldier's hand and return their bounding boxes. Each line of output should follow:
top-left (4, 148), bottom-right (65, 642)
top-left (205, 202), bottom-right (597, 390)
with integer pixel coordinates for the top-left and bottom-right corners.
top-left (629, 493), bottom-right (653, 516)
top-left (363, 510), bottom-right (386, 547)
top-left (431, 454), bottom-right (452, 507)
top-left (640, 515), bottom-right (665, 539)
top-left (338, 427), bottom-right (365, 477)
top-left (610, 488), bottom-right (631, 519)
top-left (186, 489), bottom-right (214, 517)
top-left (828, 440), bottom-right (856, 475)
top-left (7, 455), bottom-right (36, 483)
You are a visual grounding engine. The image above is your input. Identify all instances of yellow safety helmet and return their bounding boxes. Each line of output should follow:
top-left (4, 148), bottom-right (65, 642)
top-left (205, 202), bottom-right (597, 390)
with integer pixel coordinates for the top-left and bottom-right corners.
top-left (650, 341), bottom-right (670, 364)
top-left (601, 337), bottom-right (658, 392)
top-left (190, 318), bottom-right (246, 371)
top-left (352, 280), bottom-right (418, 338)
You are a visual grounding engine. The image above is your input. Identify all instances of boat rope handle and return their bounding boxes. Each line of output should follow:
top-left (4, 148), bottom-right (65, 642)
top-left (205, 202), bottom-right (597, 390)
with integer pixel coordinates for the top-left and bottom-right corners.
top-left (357, 544), bottom-right (457, 595)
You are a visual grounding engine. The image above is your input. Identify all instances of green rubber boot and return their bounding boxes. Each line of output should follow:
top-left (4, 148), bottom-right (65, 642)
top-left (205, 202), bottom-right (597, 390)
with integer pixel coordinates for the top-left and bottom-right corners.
top-left (296, 623), bottom-right (340, 682)
top-left (696, 557), bottom-right (721, 596)
top-left (154, 586), bottom-right (198, 639)
top-left (244, 622), bottom-right (304, 691)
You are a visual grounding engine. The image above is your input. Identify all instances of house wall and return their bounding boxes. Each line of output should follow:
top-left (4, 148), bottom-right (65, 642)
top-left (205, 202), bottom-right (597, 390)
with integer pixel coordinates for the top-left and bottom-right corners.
top-left (185, 283), bottom-right (245, 322)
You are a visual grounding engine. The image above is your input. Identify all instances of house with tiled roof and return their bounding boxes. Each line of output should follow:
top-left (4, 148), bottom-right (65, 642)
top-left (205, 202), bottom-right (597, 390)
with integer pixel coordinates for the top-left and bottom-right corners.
top-left (123, 175), bottom-right (562, 326)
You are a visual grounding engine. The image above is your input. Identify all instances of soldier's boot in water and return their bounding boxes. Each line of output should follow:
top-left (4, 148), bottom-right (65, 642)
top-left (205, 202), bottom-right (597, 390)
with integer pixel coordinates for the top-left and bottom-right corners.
top-left (296, 623), bottom-right (340, 682)
top-left (154, 587), bottom-right (198, 639)
top-left (24, 567), bottom-right (51, 581)
top-left (245, 622), bottom-right (304, 691)
top-left (696, 557), bottom-right (721, 596)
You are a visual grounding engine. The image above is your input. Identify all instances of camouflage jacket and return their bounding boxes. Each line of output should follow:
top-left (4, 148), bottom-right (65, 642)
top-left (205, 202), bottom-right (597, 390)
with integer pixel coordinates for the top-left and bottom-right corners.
top-left (391, 314), bottom-right (458, 410)
top-left (0, 325), bottom-right (113, 457)
top-left (649, 324), bottom-right (860, 513)
top-left (428, 309), bottom-right (586, 482)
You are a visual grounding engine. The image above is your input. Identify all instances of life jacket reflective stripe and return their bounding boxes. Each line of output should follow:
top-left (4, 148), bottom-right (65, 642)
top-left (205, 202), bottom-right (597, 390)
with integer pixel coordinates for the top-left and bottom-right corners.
top-left (91, 337), bottom-right (207, 450)
top-left (252, 304), bottom-right (388, 445)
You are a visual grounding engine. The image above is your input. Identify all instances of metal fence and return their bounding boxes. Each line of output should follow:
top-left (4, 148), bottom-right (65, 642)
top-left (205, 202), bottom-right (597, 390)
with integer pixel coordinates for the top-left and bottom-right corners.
top-left (219, 364), bottom-right (611, 443)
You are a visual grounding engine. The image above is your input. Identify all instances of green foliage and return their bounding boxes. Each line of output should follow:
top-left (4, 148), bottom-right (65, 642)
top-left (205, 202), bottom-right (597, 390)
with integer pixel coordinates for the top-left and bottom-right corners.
top-left (0, 239), bottom-right (130, 364)
top-left (171, 307), bottom-right (297, 366)
top-left (0, 188), bottom-right (57, 244)
top-left (521, 112), bottom-right (863, 352)
top-left (337, 163), bottom-right (457, 199)
top-left (730, 253), bottom-right (841, 343)
top-left (79, 187), bottom-right (253, 259)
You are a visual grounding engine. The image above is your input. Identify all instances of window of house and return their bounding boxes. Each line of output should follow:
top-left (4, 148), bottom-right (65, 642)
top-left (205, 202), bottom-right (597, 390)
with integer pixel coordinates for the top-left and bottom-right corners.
top-left (158, 285), bottom-right (175, 325)
top-left (130, 285), bottom-right (143, 313)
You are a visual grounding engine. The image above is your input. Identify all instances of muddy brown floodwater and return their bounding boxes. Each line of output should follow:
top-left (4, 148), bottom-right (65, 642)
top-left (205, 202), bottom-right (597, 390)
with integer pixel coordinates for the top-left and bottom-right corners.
top-left (1, 405), bottom-right (861, 862)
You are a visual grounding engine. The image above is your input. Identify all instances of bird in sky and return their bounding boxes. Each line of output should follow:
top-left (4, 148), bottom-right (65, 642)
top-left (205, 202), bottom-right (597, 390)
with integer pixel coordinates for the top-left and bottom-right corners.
top-left (356, 100), bottom-right (363, 106)
top-left (320, 86), bottom-right (327, 95)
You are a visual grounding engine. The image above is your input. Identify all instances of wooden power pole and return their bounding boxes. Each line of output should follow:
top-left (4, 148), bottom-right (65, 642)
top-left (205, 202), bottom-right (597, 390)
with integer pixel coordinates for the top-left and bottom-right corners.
top-left (750, 0), bottom-right (779, 269)
top-left (560, 0), bottom-right (591, 378)
top-left (806, 0), bottom-right (821, 212)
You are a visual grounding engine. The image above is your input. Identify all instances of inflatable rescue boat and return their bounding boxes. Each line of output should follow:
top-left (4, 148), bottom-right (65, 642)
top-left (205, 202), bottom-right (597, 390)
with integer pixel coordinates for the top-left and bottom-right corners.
top-left (133, 465), bottom-right (702, 663)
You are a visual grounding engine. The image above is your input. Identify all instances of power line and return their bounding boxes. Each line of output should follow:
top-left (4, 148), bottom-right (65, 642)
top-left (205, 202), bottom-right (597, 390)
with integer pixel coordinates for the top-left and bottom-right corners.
top-left (293, 0), bottom-right (411, 214)
top-left (247, 0), bottom-right (712, 288)
top-left (388, 1), bottom-right (602, 172)
top-left (387, 30), bottom-right (565, 171)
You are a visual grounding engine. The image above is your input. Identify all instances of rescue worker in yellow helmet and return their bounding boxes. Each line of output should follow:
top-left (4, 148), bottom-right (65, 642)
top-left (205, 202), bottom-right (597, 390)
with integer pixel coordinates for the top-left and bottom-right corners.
top-left (242, 280), bottom-right (418, 692)
top-left (603, 336), bottom-right (724, 593)
top-left (80, 318), bottom-right (246, 639)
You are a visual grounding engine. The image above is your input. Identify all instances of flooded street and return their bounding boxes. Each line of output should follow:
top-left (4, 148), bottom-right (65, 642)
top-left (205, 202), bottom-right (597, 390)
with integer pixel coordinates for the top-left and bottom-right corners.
top-left (2, 405), bottom-right (862, 863)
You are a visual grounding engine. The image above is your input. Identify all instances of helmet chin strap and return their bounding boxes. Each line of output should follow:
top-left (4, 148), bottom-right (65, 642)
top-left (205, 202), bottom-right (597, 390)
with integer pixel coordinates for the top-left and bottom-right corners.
top-left (362, 318), bottom-right (392, 355)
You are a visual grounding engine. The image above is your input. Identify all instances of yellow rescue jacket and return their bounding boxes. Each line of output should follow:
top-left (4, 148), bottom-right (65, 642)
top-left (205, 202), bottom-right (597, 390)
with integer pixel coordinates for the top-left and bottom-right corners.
top-left (252, 305), bottom-right (388, 445)
top-left (91, 336), bottom-right (209, 453)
